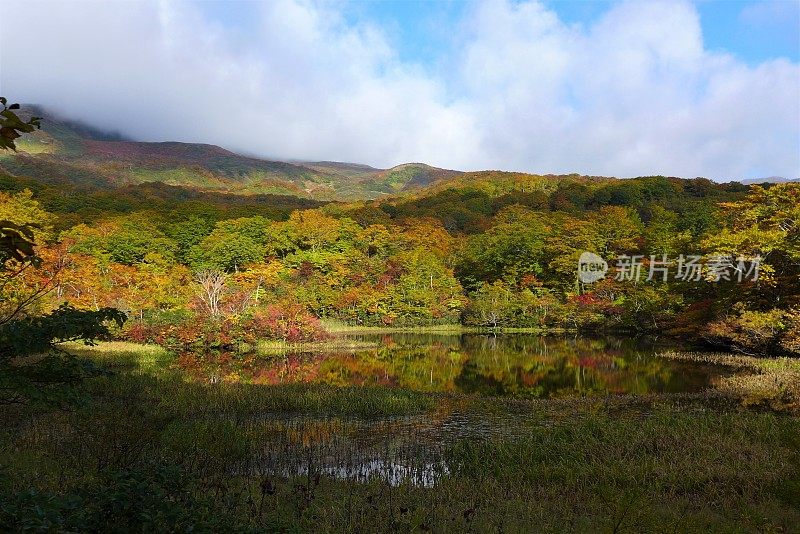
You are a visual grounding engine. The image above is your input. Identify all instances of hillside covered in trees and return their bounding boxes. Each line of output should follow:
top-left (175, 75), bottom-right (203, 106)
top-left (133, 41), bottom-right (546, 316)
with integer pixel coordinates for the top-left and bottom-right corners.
top-left (3, 0), bottom-right (799, 526)
top-left (3, 118), bottom-right (798, 357)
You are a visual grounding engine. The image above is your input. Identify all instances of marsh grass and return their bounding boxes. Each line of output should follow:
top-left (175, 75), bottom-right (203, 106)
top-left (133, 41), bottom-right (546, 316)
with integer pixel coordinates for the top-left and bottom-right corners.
top-left (2, 343), bottom-right (799, 532)
top-left (661, 351), bottom-right (800, 412)
top-left (57, 340), bottom-right (173, 372)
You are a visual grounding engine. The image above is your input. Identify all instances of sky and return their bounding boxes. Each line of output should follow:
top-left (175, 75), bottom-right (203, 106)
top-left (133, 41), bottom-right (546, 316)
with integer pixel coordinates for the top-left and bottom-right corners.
top-left (1, 0), bottom-right (798, 180)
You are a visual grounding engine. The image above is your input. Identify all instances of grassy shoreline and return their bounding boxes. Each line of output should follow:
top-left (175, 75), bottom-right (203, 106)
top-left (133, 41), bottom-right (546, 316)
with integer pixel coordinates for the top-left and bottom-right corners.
top-left (660, 350), bottom-right (800, 412)
top-left (320, 319), bottom-right (553, 335)
top-left (255, 338), bottom-right (380, 354)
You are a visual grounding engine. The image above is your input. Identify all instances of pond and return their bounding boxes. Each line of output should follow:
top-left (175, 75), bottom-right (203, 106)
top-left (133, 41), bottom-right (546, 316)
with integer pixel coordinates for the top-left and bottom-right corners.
top-left (182, 333), bottom-right (723, 398)
top-left (177, 333), bottom-right (731, 486)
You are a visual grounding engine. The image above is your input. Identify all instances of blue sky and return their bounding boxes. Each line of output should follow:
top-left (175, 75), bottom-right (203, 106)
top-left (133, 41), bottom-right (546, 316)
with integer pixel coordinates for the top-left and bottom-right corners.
top-left (3, 0), bottom-right (799, 179)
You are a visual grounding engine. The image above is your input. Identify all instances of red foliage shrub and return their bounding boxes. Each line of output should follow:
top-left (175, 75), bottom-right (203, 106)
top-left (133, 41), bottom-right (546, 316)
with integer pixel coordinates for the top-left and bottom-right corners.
top-left (243, 303), bottom-right (328, 343)
top-left (120, 303), bottom-right (328, 350)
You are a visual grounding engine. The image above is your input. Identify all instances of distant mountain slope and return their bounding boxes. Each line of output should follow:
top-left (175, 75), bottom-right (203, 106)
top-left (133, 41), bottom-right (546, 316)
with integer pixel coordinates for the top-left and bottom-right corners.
top-left (356, 173), bottom-right (751, 234)
top-left (304, 162), bottom-right (463, 198)
top-left (740, 176), bottom-right (800, 185)
top-left (0, 106), bottom-right (461, 200)
top-left (378, 163), bottom-right (462, 190)
top-left (300, 161), bottom-right (379, 176)
top-left (3, 105), bottom-right (773, 203)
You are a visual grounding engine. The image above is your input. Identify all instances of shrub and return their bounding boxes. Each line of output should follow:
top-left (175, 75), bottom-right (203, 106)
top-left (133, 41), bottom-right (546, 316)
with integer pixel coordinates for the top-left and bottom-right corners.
top-left (243, 303), bottom-right (328, 343)
top-left (0, 465), bottom-right (239, 532)
top-left (779, 311), bottom-right (800, 355)
top-left (703, 308), bottom-right (791, 355)
top-left (121, 303), bottom-right (327, 351)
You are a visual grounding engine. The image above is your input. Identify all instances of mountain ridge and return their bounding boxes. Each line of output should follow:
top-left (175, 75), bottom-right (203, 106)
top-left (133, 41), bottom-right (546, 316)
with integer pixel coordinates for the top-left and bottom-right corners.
top-left (2, 106), bottom-right (462, 200)
top-left (2, 105), bottom-right (779, 202)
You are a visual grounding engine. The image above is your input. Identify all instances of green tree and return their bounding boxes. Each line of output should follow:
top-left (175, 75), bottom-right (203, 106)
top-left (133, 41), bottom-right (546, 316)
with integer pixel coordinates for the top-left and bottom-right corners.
top-left (164, 216), bottom-right (214, 263)
top-left (456, 207), bottom-right (548, 290)
top-left (188, 217), bottom-right (271, 272)
top-left (0, 97), bottom-right (41, 150)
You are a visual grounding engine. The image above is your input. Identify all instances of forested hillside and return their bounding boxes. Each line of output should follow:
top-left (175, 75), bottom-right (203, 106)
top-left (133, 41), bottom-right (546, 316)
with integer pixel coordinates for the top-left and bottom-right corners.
top-left (3, 150), bottom-right (798, 355)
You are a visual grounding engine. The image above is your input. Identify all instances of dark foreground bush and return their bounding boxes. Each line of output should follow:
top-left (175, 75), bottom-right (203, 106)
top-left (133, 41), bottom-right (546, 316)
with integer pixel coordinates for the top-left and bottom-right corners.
top-left (0, 464), bottom-right (244, 533)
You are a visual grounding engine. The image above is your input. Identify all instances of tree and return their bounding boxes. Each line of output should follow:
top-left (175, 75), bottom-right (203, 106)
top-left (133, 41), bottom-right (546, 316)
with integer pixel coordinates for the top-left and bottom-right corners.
top-left (455, 207), bottom-right (548, 290)
top-left (188, 217), bottom-right (271, 272)
top-left (0, 102), bottom-right (126, 405)
top-left (591, 206), bottom-right (642, 256)
top-left (699, 184), bottom-right (800, 354)
top-left (644, 206), bottom-right (692, 256)
top-left (0, 220), bottom-right (38, 267)
top-left (464, 281), bottom-right (564, 329)
top-left (0, 304), bottom-right (125, 406)
top-left (164, 216), bottom-right (214, 264)
top-left (0, 221), bottom-right (125, 407)
top-left (0, 97), bottom-right (41, 151)
top-left (704, 184), bottom-right (800, 266)
top-left (65, 215), bottom-right (177, 266)
top-left (0, 170), bottom-right (58, 325)
top-left (195, 270), bottom-right (228, 317)
top-left (544, 215), bottom-right (602, 289)
top-left (464, 281), bottom-right (514, 329)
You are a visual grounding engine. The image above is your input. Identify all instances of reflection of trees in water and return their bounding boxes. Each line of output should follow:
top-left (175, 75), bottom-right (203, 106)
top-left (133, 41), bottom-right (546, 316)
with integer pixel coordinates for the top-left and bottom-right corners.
top-left (454, 362), bottom-right (508, 396)
top-left (179, 334), bottom-right (714, 396)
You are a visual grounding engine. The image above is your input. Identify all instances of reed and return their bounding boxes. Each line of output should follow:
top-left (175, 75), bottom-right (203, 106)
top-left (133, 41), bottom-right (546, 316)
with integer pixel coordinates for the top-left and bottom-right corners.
top-left (660, 350), bottom-right (800, 412)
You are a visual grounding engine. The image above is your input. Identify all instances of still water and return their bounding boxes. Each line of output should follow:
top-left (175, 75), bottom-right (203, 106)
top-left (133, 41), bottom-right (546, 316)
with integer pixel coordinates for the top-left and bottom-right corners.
top-left (195, 334), bottom-right (727, 486)
top-left (186, 333), bottom-right (721, 397)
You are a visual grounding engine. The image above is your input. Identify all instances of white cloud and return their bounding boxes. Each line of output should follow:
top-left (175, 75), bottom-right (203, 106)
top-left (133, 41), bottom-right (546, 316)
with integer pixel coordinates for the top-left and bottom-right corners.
top-left (1, 0), bottom-right (797, 179)
top-left (456, 0), bottom-right (799, 179)
top-left (0, 0), bottom-right (481, 169)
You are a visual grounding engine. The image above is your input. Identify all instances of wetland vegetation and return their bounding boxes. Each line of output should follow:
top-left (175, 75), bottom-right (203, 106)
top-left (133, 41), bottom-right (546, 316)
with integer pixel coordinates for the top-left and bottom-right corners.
top-left (2, 339), bottom-right (799, 532)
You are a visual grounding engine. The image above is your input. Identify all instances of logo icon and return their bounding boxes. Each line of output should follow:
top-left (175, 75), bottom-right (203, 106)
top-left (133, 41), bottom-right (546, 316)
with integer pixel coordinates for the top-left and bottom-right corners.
top-left (577, 252), bottom-right (608, 284)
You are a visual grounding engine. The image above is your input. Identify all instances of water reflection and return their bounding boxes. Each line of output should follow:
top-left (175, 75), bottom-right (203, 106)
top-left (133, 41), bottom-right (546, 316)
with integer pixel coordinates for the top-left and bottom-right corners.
top-left (239, 410), bottom-right (552, 487)
top-left (240, 415), bottom-right (452, 487)
top-left (179, 334), bottom-right (721, 397)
